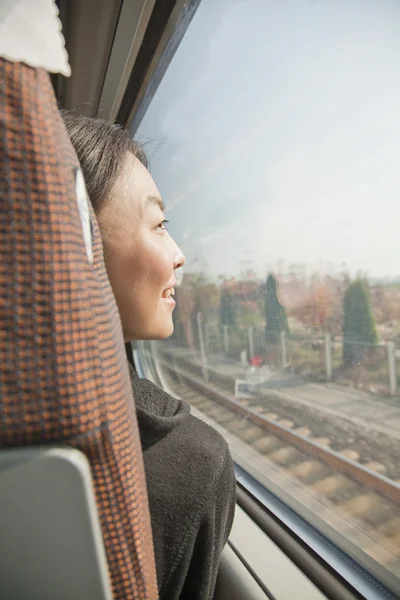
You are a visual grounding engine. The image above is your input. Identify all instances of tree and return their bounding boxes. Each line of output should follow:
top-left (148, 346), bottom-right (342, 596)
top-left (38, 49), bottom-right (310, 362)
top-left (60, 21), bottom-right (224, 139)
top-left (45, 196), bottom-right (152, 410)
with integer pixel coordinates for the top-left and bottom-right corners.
top-left (219, 291), bottom-right (236, 327)
top-left (291, 281), bottom-right (338, 333)
top-left (343, 280), bottom-right (378, 366)
top-left (264, 274), bottom-right (289, 342)
top-left (177, 273), bottom-right (208, 350)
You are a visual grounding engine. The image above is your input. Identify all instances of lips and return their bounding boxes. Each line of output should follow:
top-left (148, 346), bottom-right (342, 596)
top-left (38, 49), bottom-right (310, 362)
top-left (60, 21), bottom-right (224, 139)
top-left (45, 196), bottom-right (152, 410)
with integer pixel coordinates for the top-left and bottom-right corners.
top-left (162, 277), bottom-right (176, 299)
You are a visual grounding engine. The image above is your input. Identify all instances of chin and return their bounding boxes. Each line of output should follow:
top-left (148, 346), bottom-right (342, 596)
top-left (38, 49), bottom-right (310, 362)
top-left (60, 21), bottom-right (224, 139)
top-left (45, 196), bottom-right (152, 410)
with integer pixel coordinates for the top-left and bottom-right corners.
top-left (128, 322), bottom-right (174, 342)
top-left (152, 325), bottom-right (174, 340)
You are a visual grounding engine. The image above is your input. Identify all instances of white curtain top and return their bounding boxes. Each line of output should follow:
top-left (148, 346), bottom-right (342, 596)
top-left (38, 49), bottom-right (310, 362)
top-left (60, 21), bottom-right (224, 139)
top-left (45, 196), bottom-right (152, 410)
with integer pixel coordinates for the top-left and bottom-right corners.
top-left (0, 0), bottom-right (70, 76)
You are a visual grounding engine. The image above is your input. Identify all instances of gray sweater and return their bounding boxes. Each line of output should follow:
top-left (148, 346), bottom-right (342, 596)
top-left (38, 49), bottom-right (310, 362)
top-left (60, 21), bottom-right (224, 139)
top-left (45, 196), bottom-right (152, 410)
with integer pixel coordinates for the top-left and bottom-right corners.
top-left (129, 364), bottom-right (236, 600)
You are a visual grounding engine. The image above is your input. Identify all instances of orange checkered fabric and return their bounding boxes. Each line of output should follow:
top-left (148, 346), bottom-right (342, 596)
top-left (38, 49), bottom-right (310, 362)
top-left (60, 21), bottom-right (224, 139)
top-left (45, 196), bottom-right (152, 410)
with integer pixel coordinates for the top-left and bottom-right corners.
top-left (0, 58), bottom-right (158, 600)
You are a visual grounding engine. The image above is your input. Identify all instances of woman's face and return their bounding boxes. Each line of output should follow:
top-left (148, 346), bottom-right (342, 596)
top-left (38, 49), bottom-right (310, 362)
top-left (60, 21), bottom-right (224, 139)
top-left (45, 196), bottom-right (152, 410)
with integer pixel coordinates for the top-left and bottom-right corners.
top-left (98, 153), bottom-right (185, 342)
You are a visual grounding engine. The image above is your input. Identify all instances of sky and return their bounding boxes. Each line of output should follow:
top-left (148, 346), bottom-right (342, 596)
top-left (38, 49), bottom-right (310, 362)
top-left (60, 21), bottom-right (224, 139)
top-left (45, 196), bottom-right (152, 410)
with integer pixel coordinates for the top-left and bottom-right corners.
top-left (134, 0), bottom-right (400, 281)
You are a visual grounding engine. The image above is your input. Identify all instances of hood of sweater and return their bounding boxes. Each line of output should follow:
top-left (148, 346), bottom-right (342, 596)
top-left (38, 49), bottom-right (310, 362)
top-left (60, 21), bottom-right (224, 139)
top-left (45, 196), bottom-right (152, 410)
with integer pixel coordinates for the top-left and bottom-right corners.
top-left (129, 362), bottom-right (191, 450)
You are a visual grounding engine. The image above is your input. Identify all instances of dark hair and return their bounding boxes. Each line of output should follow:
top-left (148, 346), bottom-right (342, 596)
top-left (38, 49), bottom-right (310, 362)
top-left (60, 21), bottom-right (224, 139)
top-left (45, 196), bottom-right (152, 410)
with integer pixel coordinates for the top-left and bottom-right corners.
top-left (61, 111), bottom-right (148, 214)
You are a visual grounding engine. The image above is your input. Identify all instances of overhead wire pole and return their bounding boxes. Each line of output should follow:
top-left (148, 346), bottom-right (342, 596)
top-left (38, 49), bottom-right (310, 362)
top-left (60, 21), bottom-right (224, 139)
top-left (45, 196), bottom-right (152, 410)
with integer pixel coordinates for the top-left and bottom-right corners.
top-left (197, 312), bottom-right (209, 382)
top-left (387, 342), bottom-right (397, 396)
top-left (325, 333), bottom-right (333, 381)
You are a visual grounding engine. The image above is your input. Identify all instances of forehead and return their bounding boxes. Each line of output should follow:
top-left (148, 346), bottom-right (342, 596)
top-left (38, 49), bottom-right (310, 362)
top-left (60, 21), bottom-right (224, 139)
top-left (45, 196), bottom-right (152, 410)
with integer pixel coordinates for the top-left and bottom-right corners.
top-left (121, 152), bottom-right (162, 208)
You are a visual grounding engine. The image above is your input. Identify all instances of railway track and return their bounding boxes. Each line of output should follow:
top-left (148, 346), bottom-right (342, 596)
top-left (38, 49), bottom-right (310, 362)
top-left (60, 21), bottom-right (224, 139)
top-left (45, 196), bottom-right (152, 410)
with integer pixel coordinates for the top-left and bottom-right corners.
top-left (159, 347), bottom-right (400, 480)
top-left (155, 348), bottom-right (400, 580)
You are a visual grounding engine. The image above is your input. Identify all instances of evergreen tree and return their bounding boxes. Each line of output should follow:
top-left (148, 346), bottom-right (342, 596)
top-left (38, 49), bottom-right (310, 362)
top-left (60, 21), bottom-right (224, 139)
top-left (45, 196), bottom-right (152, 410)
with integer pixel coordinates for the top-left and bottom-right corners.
top-left (220, 292), bottom-right (235, 327)
top-left (264, 274), bottom-right (288, 342)
top-left (343, 280), bottom-right (378, 365)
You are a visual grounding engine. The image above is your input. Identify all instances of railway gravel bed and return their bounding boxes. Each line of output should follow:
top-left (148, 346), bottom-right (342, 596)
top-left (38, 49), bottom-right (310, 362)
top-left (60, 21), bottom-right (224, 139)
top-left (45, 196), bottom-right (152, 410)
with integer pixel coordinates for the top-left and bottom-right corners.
top-left (159, 348), bottom-right (400, 481)
top-left (158, 363), bottom-right (400, 584)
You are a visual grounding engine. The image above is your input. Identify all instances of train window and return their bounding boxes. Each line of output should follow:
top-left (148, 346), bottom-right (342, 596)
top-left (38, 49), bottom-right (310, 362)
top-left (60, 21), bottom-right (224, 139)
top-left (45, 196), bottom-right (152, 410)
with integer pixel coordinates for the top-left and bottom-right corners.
top-left (132, 0), bottom-right (400, 597)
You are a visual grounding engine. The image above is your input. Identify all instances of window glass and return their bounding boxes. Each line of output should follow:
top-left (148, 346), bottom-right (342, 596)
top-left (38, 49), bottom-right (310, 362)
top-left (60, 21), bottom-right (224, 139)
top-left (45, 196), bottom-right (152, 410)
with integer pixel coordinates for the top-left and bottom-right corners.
top-left (135, 0), bottom-right (400, 592)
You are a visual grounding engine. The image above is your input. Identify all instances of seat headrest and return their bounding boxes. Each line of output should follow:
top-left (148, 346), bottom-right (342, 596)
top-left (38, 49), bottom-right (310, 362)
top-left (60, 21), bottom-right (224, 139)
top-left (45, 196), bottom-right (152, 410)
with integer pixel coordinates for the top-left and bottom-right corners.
top-left (0, 58), bottom-right (158, 600)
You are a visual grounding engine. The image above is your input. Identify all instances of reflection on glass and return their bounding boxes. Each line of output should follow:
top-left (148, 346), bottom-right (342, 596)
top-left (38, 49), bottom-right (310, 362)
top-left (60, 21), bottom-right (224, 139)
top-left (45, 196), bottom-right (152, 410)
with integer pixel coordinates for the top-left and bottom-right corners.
top-left (136, 0), bottom-right (400, 591)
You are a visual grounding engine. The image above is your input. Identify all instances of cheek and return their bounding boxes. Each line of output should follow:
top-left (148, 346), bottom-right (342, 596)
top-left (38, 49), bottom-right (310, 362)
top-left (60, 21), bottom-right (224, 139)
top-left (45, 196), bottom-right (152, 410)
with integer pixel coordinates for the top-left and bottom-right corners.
top-left (143, 240), bottom-right (173, 289)
top-left (105, 235), bottom-right (172, 297)
top-left (102, 236), bottom-right (140, 293)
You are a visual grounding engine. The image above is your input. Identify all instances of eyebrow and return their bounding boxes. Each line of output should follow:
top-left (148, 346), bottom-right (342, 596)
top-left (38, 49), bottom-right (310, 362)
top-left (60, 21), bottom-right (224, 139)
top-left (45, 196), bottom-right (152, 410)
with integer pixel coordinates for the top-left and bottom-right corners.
top-left (146, 195), bottom-right (165, 212)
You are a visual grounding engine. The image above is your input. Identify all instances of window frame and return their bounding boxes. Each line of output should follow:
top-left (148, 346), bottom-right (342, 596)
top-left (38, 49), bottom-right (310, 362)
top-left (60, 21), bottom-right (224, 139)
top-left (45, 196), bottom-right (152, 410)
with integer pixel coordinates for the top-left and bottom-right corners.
top-left (117, 0), bottom-right (202, 130)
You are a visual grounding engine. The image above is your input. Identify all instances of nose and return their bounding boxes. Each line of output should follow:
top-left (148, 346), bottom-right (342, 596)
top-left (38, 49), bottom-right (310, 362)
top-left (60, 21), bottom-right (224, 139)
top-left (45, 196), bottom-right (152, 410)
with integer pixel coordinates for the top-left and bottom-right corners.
top-left (167, 231), bottom-right (185, 270)
top-left (173, 242), bottom-right (185, 270)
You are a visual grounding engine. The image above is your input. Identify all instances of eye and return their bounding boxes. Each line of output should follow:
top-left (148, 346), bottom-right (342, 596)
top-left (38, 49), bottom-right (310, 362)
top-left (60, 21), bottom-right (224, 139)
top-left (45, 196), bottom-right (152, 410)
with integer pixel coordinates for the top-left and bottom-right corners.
top-left (157, 219), bottom-right (169, 231)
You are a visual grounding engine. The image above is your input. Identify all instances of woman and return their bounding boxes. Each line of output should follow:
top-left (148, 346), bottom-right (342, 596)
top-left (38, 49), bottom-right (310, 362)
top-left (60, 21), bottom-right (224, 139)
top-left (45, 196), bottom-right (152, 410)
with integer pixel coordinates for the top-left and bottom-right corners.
top-left (63, 112), bottom-right (236, 600)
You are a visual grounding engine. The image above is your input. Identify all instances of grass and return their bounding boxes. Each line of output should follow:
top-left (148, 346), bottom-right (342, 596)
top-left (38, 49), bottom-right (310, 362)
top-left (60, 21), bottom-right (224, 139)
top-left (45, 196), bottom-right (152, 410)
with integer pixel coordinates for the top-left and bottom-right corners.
top-left (200, 323), bottom-right (393, 394)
